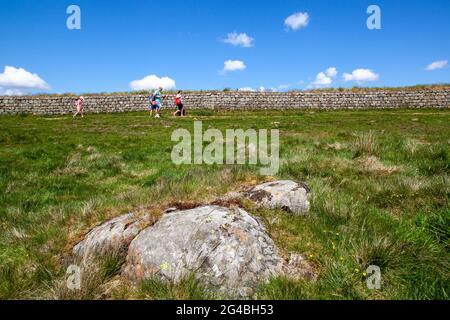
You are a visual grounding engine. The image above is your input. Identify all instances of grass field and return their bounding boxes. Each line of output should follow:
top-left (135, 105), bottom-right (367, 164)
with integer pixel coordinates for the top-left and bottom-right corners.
top-left (0, 109), bottom-right (449, 300)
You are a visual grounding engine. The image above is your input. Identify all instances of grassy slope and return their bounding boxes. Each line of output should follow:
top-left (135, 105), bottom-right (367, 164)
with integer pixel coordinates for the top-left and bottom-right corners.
top-left (0, 109), bottom-right (448, 300)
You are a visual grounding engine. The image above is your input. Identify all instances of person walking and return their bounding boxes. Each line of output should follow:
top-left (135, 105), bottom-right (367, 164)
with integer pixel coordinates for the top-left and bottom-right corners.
top-left (73, 96), bottom-right (85, 118)
top-left (148, 93), bottom-right (157, 116)
top-left (151, 86), bottom-right (163, 118)
top-left (173, 90), bottom-right (186, 117)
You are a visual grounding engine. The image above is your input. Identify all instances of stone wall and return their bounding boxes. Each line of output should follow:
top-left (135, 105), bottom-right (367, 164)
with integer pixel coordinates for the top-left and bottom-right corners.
top-left (1, 89), bottom-right (449, 115)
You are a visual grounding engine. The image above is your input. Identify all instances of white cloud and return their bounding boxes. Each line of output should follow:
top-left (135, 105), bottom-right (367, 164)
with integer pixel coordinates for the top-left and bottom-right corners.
top-left (325, 67), bottom-right (337, 78)
top-left (284, 12), bottom-right (309, 31)
top-left (239, 85), bottom-right (286, 92)
top-left (312, 67), bottom-right (338, 87)
top-left (224, 32), bottom-right (254, 48)
top-left (425, 60), bottom-right (448, 71)
top-left (259, 86), bottom-right (278, 92)
top-left (238, 87), bottom-right (256, 92)
top-left (129, 74), bottom-right (176, 91)
top-left (313, 72), bottom-right (333, 86)
top-left (222, 60), bottom-right (246, 73)
top-left (0, 66), bottom-right (49, 95)
top-left (240, 86), bottom-right (271, 92)
top-left (343, 69), bottom-right (379, 82)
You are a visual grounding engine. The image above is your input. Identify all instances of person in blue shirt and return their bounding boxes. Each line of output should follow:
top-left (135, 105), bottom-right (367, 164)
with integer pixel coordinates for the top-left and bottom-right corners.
top-left (149, 86), bottom-right (163, 118)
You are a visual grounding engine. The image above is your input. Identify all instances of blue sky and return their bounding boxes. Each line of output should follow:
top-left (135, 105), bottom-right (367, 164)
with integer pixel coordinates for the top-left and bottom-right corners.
top-left (0, 0), bottom-right (449, 94)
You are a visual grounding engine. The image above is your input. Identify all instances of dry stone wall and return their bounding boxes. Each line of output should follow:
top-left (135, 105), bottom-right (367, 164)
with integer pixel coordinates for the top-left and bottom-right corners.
top-left (0, 90), bottom-right (449, 115)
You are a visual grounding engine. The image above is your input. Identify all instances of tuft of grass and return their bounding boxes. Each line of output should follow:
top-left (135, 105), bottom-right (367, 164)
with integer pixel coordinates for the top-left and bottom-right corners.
top-left (138, 275), bottom-right (218, 300)
top-left (255, 277), bottom-right (311, 300)
top-left (416, 144), bottom-right (449, 175)
top-left (351, 131), bottom-right (380, 158)
top-left (50, 252), bottom-right (125, 300)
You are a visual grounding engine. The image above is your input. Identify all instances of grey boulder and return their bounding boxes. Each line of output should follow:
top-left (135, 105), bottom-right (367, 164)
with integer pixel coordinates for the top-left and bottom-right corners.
top-left (123, 205), bottom-right (283, 297)
top-left (245, 180), bottom-right (310, 215)
top-left (73, 213), bottom-right (150, 262)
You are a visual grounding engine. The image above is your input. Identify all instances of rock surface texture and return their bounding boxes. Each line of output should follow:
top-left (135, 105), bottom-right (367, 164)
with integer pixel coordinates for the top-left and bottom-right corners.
top-left (245, 180), bottom-right (310, 215)
top-left (123, 205), bottom-right (283, 297)
top-left (73, 213), bottom-right (150, 261)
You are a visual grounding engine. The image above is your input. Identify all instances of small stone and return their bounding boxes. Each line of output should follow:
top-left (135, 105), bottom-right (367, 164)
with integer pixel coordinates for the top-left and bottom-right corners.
top-left (245, 180), bottom-right (310, 215)
top-left (282, 253), bottom-right (317, 281)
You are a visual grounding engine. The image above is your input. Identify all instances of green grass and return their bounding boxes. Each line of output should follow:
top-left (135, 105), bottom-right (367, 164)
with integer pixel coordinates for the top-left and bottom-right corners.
top-left (137, 275), bottom-right (218, 300)
top-left (0, 109), bottom-right (449, 300)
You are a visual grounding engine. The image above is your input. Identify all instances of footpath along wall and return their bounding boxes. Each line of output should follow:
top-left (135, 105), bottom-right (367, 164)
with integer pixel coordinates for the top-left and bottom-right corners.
top-left (0, 89), bottom-right (449, 115)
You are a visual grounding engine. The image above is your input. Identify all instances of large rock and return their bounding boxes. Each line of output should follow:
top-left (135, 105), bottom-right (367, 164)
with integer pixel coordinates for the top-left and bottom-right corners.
top-left (123, 206), bottom-right (283, 297)
top-left (245, 180), bottom-right (310, 215)
top-left (73, 213), bottom-right (151, 262)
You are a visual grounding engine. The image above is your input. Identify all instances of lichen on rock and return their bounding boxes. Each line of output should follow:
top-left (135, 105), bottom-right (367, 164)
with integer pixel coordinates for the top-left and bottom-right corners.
top-left (73, 213), bottom-right (151, 262)
top-left (123, 205), bottom-right (284, 297)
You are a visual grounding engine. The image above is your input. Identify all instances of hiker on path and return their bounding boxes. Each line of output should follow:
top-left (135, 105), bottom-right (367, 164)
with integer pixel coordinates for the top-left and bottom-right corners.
top-left (173, 90), bottom-right (186, 117)
top-left (149, 86), bottom-right (163, 118)
top-left (73, 96), bottom-right (85, 118)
